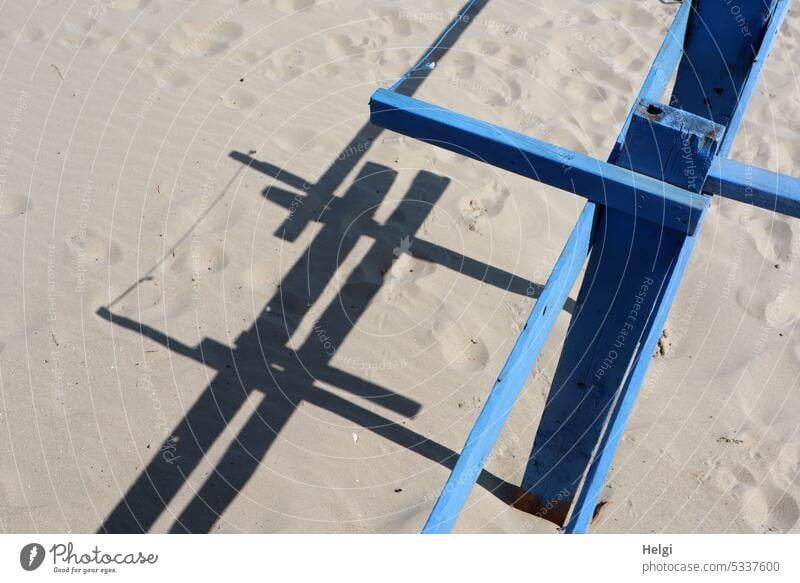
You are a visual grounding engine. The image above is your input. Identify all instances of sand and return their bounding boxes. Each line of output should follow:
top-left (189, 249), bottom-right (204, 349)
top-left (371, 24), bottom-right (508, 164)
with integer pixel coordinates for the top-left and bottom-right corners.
top-left (0, 0), bottom-right (798, 534)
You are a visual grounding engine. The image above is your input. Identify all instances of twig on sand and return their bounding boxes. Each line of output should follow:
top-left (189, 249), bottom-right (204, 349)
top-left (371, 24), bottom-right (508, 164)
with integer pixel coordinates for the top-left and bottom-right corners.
top-left (50, 64), bottom-right (65, 81)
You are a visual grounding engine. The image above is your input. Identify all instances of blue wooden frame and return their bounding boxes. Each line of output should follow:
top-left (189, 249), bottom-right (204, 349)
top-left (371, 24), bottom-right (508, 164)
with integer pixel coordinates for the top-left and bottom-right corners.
top-left (370, 90), bottom-right (706, 233)
top-left (370, 0), bottom-right (797, 534)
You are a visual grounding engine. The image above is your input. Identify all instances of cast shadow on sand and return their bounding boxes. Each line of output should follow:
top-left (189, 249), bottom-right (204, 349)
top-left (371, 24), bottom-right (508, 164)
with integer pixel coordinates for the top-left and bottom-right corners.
top-left (96, 0), bottom-right (576, 533)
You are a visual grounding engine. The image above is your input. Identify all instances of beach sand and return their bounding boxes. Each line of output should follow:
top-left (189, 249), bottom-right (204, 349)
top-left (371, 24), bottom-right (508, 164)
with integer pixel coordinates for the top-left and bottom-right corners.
top-left (0, 0), bottom-right (799, 533)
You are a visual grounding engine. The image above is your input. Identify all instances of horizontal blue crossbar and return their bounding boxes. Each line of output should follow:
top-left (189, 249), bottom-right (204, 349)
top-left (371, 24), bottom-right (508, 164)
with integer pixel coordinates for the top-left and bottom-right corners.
top-left (704, 158), bottom-right (800, 218)
top-left (370, 89), bottom-right (706, 234)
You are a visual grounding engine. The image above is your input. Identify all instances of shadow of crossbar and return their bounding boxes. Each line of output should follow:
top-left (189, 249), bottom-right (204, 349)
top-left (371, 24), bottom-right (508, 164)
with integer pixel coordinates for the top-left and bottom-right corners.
top-left (97, 0), bottom-right (569, 532)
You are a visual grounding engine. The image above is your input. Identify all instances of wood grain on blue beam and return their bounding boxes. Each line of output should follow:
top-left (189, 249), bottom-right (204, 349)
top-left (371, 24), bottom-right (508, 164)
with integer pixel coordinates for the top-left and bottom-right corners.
top-left (421, 202), bottom-right (596, 534)
top-left (518, 96), bottom-right (720, 529)
top-left (617, 99), bottom-right (723, 192)
top-left (565, 202), bottom-right (712, 533)
top-left (671, 0), bottom-right (771, 125)
top-left (558, 0), bottom-right (785, 534)
top-left (704, 158), bottom-right (800, 218)
top-left (370, 89), bottom-right (705, 234)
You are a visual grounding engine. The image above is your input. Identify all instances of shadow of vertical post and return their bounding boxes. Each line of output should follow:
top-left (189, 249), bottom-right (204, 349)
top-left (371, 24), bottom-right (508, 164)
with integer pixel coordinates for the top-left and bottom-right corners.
top-left (97, 0), bottom-right (538, 533)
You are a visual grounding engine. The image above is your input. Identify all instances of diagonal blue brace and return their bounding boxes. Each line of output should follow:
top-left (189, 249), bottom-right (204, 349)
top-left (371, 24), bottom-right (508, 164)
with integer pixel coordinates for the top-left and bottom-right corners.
top-left (369, 0), bottom-right (796, 534)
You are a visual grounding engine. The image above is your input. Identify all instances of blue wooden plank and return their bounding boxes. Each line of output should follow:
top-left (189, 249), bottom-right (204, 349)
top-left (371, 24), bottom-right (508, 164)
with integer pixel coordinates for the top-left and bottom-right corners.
top-left (563, 201), bottom-right (710, 533)
top-left (518, 103), bottom-right (720, 526)
top-left (401, 0), bottom-right (790, 535)
top-left (671, 0), bottom-right (776, 126)
top-left (421, 202), bottom-right (596, 534)
top-left (518, 101), bottom-right (723, 524)
top-left (549, 0), bottom-right (785, 533)
top-left (370, 89), bottom-right (706, 233)
top-left (420, 0), bottom-right (691, 533)
top-left (704, 158), bottom-right (800, 218)
top-left (618, 100), bottom-right (723, 192)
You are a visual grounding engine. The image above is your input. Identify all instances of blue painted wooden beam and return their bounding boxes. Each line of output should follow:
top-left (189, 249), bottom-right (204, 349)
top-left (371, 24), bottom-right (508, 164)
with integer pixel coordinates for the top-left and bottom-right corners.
top-left (518, 98), bottom-right (721, 528)
top-left (547, 0), bottom-right (785, 533)
top-left (370, 89), bottom-right (706, 233)
top-left (389, 0), bottom-right (790, 536)
top-left (618, 100), bottom-right (723, 192)
top-left (704, 158), bottom-right (800, 218)
top-left (562, 202), bottom-right (712, 533)
top-left (417, 0), bottom-right (691, 534)
top-left (421, 203), bottom-right (596, 534)
top-left (671, 0), bottom-right (778, 126)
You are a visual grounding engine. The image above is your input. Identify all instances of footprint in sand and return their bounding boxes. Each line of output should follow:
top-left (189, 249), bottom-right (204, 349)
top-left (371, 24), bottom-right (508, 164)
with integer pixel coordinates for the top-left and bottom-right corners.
top-left (66, 229), bottom-right (124, 265)
top-left (717, 464), bottom-right (800, 533)
top-left (459, 197), bottom-right (488, 233)
top-left (773, 94), bottom-right (800, 128)
top-left (0, 194), bottom-right (31, 218)
top-left (576, 7), bottom-right (602, 26)
top-left (429, 317), bottom-right (489, 373)
top-left (326, 32), bottom-right (387, 59)
top-left (367, 6), bottom-right (413, 38)
top-left (475, 40), bottom-right (501, 57)
top-left (113, 0), bottom-right (154, 10)
top-left (547, 122), bottom-right (594, 156)
top-left (735, 278), bottom-right (800, 330)
top-left (271, 0), bottom-right (316, 13)
top-left (230, 50), bottom-right (264, 66)
top-left (457, 181), bottom-right (512, 233)
top-left (450, 53), bottom-right (477, 81)
top-left (458, 196), bottom-right (488, 233)
top-left (263, 49), bottom-right (305, 81)
top-left (57, 16), bottom-right (116, 50)
top-left (479, 180), bottom-right (512, 217)
top-left (171, 242), bottom-right (229, 275)
top-left (562, 75), bottom-right (608, 106)
top-left (221, 87), bottom-right (258, 111)
top-left (20, 27), bottom-right (47, 44)
top-left (384, 253), bottom-right (437, 285)
top-left (273, 127), bottom-right (317, 153)
top-left (763, 284), bottom-right (800, 328)
top-left (738, 482), bottom-right (800, 533)
top-left (112, 29), bottom-right (160, 55)
top-left (484, 73), bottom-right (523, 107)
top-left (170, 21), bottom-right (244, 58)
top-left (153, 66), bottom-right (194, 93)
top-left (623, 4), bottom-right (664, 30)
top-left (495, 45), bottom-right (528, 69)
top-left (312, 62), bottom-right (342, 79)
top-left (745, 214), bottom-right (794, 264)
